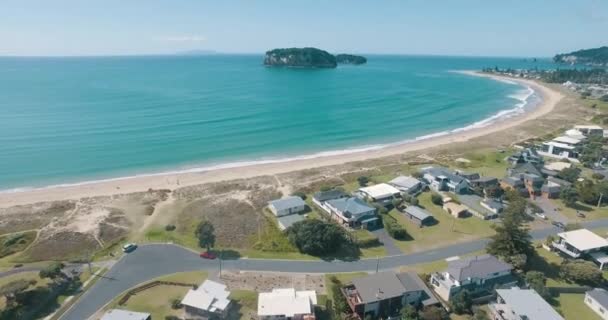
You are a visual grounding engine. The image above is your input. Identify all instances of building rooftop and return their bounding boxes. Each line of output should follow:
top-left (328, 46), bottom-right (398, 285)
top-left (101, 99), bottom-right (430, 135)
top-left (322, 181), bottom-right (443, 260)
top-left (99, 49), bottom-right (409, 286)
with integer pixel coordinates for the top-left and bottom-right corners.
top-left (313, 189), bottom-right (347, 202)
top-left (575, 124), bottom-right (603, 130)
top-left (446, 254), bottom-right (512, 282)
top-left (101, 309), bottom-right (151, 320)
top-left (544, 162), bottom-right (572, 172)
top-left (558, 229), bottom-right (608, 252)
top-left (403, 206), bottom-right (433, 221)
top-left (181, 280), bottom-right (231, 313)
top-left (326, 197), bottom-right (375, 218)
top-left (359, 183), bottom-right (401, 199)
top-left (553, 136), bottom-right (582, 145)
top-left (423, 167), bottom-right (466, 184)
top-left (277, 214), bottom-right (305, 230)
top-left (481, 199), bottom-right (504, 211)
top-left (268, 196), bottom-right (306, 211)
top-left (257, 288), bottom-right (316, 317)
top-left (587, 288), bottom-right (608, 309)
top-left (349, 271), bottom-right (435, 305)
top-left (389, 176), bottom-right (421, 189)
top-left (495, 288), bottom-right (564, 320)
top-left (544, 141), bottom-right (575, 150)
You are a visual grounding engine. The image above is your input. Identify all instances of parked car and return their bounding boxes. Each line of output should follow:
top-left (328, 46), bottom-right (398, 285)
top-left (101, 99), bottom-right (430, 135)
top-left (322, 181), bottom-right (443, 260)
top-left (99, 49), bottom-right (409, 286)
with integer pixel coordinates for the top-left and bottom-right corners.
top-left (200, 251), bottom-right (217, 259)
top-left (535, 212), bottom-right (547, 220)
top-left (552, 221), bottom-right (565, 229)
top-left (122, 243), bottom-right (137, 253)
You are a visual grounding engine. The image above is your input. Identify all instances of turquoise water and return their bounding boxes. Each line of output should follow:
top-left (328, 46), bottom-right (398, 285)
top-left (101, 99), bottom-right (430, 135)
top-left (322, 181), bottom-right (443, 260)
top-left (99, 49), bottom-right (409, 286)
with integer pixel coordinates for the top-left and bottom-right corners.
top-left (0, 55), bottom-right (557, 190)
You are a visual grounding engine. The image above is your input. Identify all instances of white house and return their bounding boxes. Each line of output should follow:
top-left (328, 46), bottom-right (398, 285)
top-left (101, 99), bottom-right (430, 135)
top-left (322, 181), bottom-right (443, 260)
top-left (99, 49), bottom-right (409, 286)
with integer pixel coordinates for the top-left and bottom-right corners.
top-left (268, 196), bottom-right (306, 217)
top-left (552, 229), bottom-right (608, 269)
top-left (181, 280), bottom-right (232, 319)
top-left (575, 124), bottom-right (604, 136)
top-left (101, 310), bottom-right (151, 320)
top-left (586, 288), bottom-right (608, 320)
top-left (357, 183), bottom-right (401, 205)
top-left (257, 288), bottom-right (316, 320)
top-left (489, 288), bottom-right (564, 320)
top-left (421, 167), bottom-right (469, 194)
top-left (389, 176), bottom-right (423, 195)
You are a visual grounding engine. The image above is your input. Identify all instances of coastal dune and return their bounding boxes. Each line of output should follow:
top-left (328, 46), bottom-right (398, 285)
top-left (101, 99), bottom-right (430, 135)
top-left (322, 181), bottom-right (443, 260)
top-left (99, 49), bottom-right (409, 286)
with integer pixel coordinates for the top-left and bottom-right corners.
top-left (0, 73), bottom-right (563, 208)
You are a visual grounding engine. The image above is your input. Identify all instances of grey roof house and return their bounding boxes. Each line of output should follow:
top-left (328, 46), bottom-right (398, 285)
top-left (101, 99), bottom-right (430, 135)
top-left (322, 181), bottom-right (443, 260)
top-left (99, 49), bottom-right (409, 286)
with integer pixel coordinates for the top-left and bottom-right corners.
top-left (402, 205), bottom-right (434, 227)
top-left (325, 197), bottom-right (378, 229)
top-left (389, 176), bottom-right (423, 194)
top-left (490, 288), bottom-right (564, 320)
top-left (268, 196), bottom-right (306, 217)
top-left (422, 167), bottom-right (470, 194)
top-left (586, 288), bottom-right (608, 320)
top-left (101, 310), bottom-right (151, 320)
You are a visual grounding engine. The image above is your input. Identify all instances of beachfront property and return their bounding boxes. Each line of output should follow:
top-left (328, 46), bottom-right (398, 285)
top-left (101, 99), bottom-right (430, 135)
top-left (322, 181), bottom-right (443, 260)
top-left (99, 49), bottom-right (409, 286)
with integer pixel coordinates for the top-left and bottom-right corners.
top-left (356, 183), bottom-right (401, 206)
top-left (552, 229), bottom-right (608, 269)
top-left (585, 288), bottom-right (608, 320)
top-left (180, 280), bottom-right (232, 319)
top-left (507, 162), bottom-right (543, 178)
top-left (324, 197), bottom-right (378, 229)
top-left (421, 167), bottom-right (470, 194)
top-left (508, 148), bottom-right (544, 166)
top-left (401, 205), bottom-right (435, 227)
top-left (312, 189), bottom-right (348, 211)
top-left (341, 271), bottom-right (438, 319)
top-left (539, 136), bottom-right (582, 161)
top-left (499, 176), bottom-right (528, 197)
top-left (430, 254), bottom-right (515, 302)
top-left (268, 196), bottom-right (306, 217)
top-left (257, 288), bottom-right (317, 320)
top-left (458, 194), bottom-right (502, 219)
top-left (389, 175), bottom-right (424, 195)
top-left (489, 288), bottom-right (564, 320)
top-left (442, 201), bottom-right (468, 218)
top-left (574, 124), bottom-right (604, 137)
top-left (100, 309), bottom-right (151, 320)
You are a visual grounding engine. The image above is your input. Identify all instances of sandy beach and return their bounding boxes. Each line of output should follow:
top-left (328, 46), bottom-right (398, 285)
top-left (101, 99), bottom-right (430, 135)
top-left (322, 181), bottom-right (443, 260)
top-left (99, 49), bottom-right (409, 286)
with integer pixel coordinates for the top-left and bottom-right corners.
top-left (0, 72), bottom-right (564, 208)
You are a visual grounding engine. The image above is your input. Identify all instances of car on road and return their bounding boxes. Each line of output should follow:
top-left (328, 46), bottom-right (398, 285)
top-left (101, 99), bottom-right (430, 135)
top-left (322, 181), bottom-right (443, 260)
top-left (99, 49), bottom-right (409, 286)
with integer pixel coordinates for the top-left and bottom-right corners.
top-left (552, 221), bottom-right (565, 229)
top-left (535, 212), bottom-right (547, 220)
top-left (122, 243), bottom-right (137, 253)
top-left (200, 251), bottom-right (217, 259)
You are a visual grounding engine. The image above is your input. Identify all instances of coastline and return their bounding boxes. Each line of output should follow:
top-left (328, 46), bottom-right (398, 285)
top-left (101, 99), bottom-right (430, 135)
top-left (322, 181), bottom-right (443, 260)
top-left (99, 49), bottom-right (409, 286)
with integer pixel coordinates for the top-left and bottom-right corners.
top-left (0, 72), bottom-right (563, 208)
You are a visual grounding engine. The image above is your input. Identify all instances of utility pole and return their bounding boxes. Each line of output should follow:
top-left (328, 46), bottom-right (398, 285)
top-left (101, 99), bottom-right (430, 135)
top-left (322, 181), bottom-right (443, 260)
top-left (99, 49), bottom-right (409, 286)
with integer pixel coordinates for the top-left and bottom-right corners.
top-left (376, 256), bottom-right (380, 273)
top-left (219, 250), bottom-right (223, 279)
top-left (598, 193), bottom-right (604, 208)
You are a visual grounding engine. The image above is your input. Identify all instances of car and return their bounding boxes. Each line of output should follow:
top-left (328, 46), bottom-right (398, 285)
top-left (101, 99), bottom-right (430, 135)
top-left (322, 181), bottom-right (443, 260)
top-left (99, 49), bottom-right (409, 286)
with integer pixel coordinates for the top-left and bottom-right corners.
top-left (535, 212), bottom-right (547, 220)
top-left (200, 251), bottom-right (217, 259)
top-left (552, 221), bottom-right (565, 229)
top-left (122, 243), bottom-right (137, 253)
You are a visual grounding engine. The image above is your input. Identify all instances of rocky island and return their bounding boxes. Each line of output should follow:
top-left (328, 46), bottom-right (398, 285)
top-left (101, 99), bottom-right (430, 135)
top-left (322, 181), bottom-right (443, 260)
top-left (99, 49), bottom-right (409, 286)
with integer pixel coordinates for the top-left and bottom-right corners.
top-left (263, 47), bottom-right (367, 68)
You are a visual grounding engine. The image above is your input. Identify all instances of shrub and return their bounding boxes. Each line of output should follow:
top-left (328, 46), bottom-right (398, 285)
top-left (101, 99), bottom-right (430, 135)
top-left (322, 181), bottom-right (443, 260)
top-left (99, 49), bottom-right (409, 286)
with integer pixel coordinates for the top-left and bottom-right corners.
top-left (357, 176), bottom-right (370, 187)
top-left (171, 298), bottom-right (182, 309)
top-left (164, 224), bottom-right (176, 231)
top-left (320, 185), bottom-right (332, 192)
top-left (431, 193), bottom-right (443, 206)
top-left (286, 220), bottom-right (350, 256)
top-left (560, 260), bottom-right (603, 285)
top-left (593, 172), bottom-right (605, 180)
top-left (381, 215), bottom-right (408, 240)
top-left (291, 192), bottom-right (307, 200)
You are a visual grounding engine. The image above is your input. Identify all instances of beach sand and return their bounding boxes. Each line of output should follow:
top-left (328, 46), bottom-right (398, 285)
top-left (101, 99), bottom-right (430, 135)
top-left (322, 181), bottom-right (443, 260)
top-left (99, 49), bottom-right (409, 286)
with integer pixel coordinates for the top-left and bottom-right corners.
top-left (0, 73), bottom-right (567, 208)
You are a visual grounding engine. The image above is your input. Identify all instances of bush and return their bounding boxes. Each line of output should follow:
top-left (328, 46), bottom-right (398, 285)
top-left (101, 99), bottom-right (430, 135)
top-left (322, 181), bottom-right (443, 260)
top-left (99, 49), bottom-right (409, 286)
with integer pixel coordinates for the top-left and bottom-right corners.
top-left (381, 215), bottom-right (409, 240)
top-left (431, 193), bottom-right (443, 206)
top-left (171, 298), bottom-right (182, 309)
top-left (451, 289), bottom-right (472, 315)
top-left (286, 220), bottom-right (350, 256)
top-left (165, 316), bottom-right (181, 320)
top-left (291, 192), bottom-right (307, 200)
top-left (592, 172), bottom-right (605, 180)
top-left (164, 224), bottom-right (176, 231)
top-left (357, 176), bottom-right (370, 187)
top-left (320, 185), bottom-right (332, 192)
top-left (560, 260), bottom-right (603, 285)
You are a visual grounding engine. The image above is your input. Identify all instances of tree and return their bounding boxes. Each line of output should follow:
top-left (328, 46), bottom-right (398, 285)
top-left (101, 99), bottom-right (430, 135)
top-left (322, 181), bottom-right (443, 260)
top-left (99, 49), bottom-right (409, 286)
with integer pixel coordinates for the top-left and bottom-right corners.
top-left (557, 167), bottom-right (580, 183)
top-left (357, 176), bottom-right (370, 187)
top-left (430, 193), bottom-right (443, 206)
top-left (486, 207), bottom-right (533, 266)
top-left (419, 305), bottom-right (448, 320)
top-left (601, 94), bottom-right (608, 102)
top-left (510, 254), bottom-right (528, 270)
top-left (39, 262), bottom-right (65, 283)
top-left (0, 280), bottom-right (30, 307)
top-left (560, 260), bottom-right (603, 285)
top-left (401, 304), bottom-right (419, 320)
top-left (577, 180), bottom-right (599, 205)
top-left (484, 185), bottom-right (504, 199)
top-left (525, 271), bottom-right (551, 299)
top-left (451, 290), bottom-right (472, 315)
top-left (560, 187), bottom-right (579, 207)
top-left (291, 191), bottom-right (307, 200)
top-left (329, 276), bottom-right (349, 316)
top-left (195, 220), bottom-right (216, 251)
top-left (286, 220), bottom-right (350, 256)
top-left (412, 171), bottom-right (424, 179)
top-left (472, 307), bottom-right (490, 320)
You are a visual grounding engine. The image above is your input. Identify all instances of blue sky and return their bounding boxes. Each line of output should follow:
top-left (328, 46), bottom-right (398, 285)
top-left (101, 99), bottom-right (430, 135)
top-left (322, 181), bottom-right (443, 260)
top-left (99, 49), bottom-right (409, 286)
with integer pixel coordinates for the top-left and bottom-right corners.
top-left (1, 0), bottom-right (607, 57)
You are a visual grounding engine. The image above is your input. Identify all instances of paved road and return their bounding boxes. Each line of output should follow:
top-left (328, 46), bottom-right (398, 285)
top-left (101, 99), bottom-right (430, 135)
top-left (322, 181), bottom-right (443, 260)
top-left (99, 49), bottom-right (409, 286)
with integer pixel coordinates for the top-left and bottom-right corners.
top-left (61, 218), bottom-right (608, 320)
top-left (371, 228), bottom-right (402, 256)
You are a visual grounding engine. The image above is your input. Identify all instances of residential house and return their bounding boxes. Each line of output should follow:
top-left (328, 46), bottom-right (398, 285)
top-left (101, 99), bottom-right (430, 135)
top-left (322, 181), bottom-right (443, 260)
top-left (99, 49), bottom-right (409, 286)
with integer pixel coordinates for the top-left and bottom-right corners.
top-left (443, 202), bottom-right (468, 218)
top-left (402, 205), bottom-right (435, 227)
top-left (325, 197), bottom-right (378, 229)
top-left (480, 199), bottom-right (504, 215)
top-left (502, 172), bottom-right (544, 199)
top-left (181, 280), bottom-right (232, 319)
top-left (552, 229), bottom-right (608, 269)
top-left (101, 310), bottom-right (151, 320)
top-left (422, 167), bottom-right (470, 194)
top-left (389, 176), bottom-right (423, 195)
top-left (430, 255), bottom-right (515, 301)
top-left (565, 128), bottom-right (587, 140)
top-left (277, 214), bottom-right (305, 231)
top-left (257, 288), bottom-right (316, 320)
top-left (539, 135), bottom-right (583, 161)
top-left (455, 170), bottom-right (480, 181)
top-left (500, 176), bottom-right (528, 197)
top-left (541, 176), bottom-right (572, 199)
top-left (268, 196), bottom-right (306, 217)
top-left (586, 288), bottom-right (608, 320)
top-left (507, 162), bottom-right (543, 178)
top-left (341, 271), bottom-right (438, 319)
top-left (575, 124), bottom-right (604, 137)
top-left (469, 176), bottom-right (499, 189)
top-left (458, 194), bottom-right (501, 220)
top-left (312, 189), bottom-right (348, 211)
top-left (508, 148), bottom-right (544, 166)
top-left (356, 183), bottom-right (401, 206)
top-left (489, 288), bottom-right (564, 320)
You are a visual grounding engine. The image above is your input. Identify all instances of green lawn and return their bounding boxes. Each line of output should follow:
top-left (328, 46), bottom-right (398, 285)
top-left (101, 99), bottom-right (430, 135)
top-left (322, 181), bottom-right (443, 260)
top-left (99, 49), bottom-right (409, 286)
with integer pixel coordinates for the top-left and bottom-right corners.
top-left (388, 193), bottom-right (495, 253)
top-left (229, 290), bottom-right (258, 320)
top-left (0, 231), bottom-right (38, 259)
top-left (450, 149), bottom-right (512, 178)
top-left (549, 199), bottom-right (608, 221)
top-left (555, 293), bottom-right (601, 320)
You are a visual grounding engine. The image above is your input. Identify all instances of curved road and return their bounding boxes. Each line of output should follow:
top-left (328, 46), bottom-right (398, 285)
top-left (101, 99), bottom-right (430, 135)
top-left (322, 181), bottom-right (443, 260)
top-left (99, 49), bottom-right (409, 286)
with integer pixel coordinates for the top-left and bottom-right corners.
top-left (62, 219), bottom-right (608, 320)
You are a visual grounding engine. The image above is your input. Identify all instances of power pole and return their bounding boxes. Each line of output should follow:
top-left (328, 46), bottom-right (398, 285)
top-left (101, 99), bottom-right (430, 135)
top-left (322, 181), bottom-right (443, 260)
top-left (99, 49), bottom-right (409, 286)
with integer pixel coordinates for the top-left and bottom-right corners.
top-left (376, 256), bottom-right (380, 273)
top-left (219, 250), bottom-right (223, 279)
top-left (598, 193), bottom-right (604, 208)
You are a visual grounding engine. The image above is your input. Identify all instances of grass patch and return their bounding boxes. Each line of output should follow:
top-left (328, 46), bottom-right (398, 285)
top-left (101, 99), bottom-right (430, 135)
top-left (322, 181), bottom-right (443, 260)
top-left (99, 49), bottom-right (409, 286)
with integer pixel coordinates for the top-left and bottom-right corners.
top-left (229, 290), bottom-right (258, 320)
top-left (0, 231), bottom-right (37, 259)
top-left (555, 293), bottom-right (601, 320)
top-left (550, 199), bottom-right (608, 221)
top-left (451, 149), bottom-right (511, 178)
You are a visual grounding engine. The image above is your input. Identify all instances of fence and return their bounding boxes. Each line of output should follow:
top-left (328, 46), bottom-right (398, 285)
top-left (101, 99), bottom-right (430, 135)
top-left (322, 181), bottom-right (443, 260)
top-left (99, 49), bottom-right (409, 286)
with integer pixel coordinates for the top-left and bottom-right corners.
top-left (118, 280), bottom-right (197, 305)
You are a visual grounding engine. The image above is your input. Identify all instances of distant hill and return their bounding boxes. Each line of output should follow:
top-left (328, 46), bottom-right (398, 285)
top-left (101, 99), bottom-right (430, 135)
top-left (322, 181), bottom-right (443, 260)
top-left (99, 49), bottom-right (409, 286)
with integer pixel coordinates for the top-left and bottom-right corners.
top-left (335, 54), bottom-right (367, 65)
top-left (264, 47), bottom-right (337, 68)
top-left (554, 46), bottom-right (608, 67)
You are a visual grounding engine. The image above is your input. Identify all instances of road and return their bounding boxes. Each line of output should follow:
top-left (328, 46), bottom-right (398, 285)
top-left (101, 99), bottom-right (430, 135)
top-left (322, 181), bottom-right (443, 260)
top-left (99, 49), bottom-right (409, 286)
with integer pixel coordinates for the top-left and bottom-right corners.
top-left (61, 218), bottom-right (608, 320)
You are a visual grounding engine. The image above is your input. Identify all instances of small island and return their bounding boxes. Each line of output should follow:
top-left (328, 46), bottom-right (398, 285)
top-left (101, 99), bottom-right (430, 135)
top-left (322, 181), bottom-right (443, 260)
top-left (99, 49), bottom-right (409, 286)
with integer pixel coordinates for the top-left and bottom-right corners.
top-left (263, 47), bottom-right (367, 68)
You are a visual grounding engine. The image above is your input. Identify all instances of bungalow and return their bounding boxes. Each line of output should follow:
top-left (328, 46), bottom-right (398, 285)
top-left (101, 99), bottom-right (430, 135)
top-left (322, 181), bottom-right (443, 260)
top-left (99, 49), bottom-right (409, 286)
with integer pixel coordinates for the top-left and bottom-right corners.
top-left (430, 255), bottom-right (515, 302)
top-left (508, 148), bottom-right (543, 166)
top-left (101, 310), bottom-right (151, 320)
top-left (506, 162), bottom-right (543, 178)
top-left (480, 199), bottom-right (504, 215)
top-left (458, 194), bottom-right (501, 220)
top-left (422, 167), bottom-right (469, 194)
top-left (357, 183), bottom-right (401, 206)
top-left (552, 229), bottom-right (608, 269)
top-left (257, 288), bottom-right (316, 320)
top-left (489, 288), bottom-right (564, 320)
top-left (325, 197), bottom-right (378, 229)
top-left (277, 214), bottom-right (305, 231)
top-left (442, 202), bottom-right (468, 218)
top-left (268, 196), bottom-right (306, 217)
top-left (585, 288), bottom-right (608, 320)
top-left (539, 136), bottom-right (582, 161)
top-left (402, 205), bottom-right (434, 227)
top-left (469, 176), bottom-right (499, 189)
top-left (341, 271), bottom-right (438, 319)
top-left (181, 280), bottom-right (232, 319)
top-left (312, 189), bottom-right (348, 212)
top-left (575, 124), bottom-right (604, 137)
top-left (389, 176), bottom-right (423, 195)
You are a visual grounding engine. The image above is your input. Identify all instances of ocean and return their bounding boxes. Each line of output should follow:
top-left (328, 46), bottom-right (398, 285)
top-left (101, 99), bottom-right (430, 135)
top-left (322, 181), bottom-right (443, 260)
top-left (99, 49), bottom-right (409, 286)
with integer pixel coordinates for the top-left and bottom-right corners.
top-left (0, 55), bottom-right (557, 190)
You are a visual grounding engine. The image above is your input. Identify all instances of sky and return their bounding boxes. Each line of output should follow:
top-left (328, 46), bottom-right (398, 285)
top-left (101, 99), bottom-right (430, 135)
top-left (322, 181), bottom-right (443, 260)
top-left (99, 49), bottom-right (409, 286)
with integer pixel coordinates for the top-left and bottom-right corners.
top-left (1, 0), bottom-right (607, 57)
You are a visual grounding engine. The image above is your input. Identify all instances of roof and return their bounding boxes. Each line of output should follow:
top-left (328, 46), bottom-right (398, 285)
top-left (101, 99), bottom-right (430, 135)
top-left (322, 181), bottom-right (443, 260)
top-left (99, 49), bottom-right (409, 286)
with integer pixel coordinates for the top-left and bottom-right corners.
top-left (496, 288), bottom-right (564, 320)
top-left (268, 196), bottom-right (306, 211)
top-left (101, 309), bottom-right (151, 320)
top-left (547, 176), bottom-right (572, 187)
top-left (326, 197), bottom-right (375, 218)
top-left (446, 255), bottom-right (512, 281)
top-left (181, 280), bottom-right (231, 313)
top-left (423, 167), bottom-right (466, 184)
top-left (443, 202), bottom-right (467, 213)
top-left (277, 214), bottom-right (305, 230)
top-left (509, 162), bottom-right (543, 177)
top-left (350, 271), bottom-right (430, 304)
top-left (587, 288), bottom-right (608, 308)
top-left (553, 136), bottom-right (582, 145)
top-left (313, 190), bottom-right (347, 202)
top-left (565, 129), bottom-right (586, 139)
top-left (544, 162), bottom-right (572, 172)
top-left (575, 124), bottom-right (603, 130)
top-left (358, 183), bottom-right (401, 199)
top-left (471, 176), bottom-right (498, 184)
top-left (257, 288), bottom-right (316, 317)
top-left (403, 206), bottom-right (433, 221)
top-left (544, 141), bottom-right (575, 150)
top-left (481, 199), bottom-right (504, 210)
top-left (557, 229), bottom-right (608, 251)
top-left (501, 176), bottom-right (524, 187)
top-left (541, 182), bottom-right (561, 194)
top-left (389, 176), bottom-right (421, 189)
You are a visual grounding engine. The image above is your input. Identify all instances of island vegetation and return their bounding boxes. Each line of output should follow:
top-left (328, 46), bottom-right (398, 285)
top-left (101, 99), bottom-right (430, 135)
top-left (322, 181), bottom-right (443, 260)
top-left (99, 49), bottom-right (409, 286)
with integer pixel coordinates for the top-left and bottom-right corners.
top-left (554, 46), bottom-right (608, 67)
top-left (263, 47), bottom-right (367, 68)
top-left (335, 54), bottom-right (367, 65)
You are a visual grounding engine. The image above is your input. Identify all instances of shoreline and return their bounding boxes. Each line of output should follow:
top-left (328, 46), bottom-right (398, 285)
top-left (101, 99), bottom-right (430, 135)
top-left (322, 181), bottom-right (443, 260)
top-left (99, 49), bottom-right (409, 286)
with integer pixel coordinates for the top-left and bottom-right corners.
top-left (0, 72), bottom-right (563, 208)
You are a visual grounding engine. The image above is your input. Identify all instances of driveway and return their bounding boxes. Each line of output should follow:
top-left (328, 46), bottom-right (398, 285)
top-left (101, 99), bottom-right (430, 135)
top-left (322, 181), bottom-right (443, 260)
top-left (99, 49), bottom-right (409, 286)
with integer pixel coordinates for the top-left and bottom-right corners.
top-left (61, 218), bottom-right (608, 320)
top-left (371, 228), bottom-right (402, 256)
top-left (532, 197), bottom-right (569, 223)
